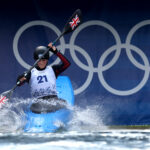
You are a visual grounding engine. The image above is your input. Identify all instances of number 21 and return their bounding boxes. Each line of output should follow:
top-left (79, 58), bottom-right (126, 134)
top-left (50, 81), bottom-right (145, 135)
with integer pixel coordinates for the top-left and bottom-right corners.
top-left (37, 75), bottom-right (48, 84)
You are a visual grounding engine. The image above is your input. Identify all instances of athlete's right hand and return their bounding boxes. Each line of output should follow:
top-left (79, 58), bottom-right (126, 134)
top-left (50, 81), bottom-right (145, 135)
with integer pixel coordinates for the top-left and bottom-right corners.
top-left (17, 74), bottom-right (27, 86)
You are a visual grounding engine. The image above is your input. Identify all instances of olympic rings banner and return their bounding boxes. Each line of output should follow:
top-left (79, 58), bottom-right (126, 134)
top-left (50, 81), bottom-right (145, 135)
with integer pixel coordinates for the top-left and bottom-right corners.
top-left (1, 0), bottom-right (150, 125)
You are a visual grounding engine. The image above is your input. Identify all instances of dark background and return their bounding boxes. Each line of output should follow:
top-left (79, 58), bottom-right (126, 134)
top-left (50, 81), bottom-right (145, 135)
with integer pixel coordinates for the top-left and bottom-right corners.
top-left (1, 0), bottom-right (150, 125)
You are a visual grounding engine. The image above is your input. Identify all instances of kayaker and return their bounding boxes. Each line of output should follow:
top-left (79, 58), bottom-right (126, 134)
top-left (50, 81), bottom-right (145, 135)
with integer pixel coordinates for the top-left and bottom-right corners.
top-left (17, 42), bottom-right (71, 113)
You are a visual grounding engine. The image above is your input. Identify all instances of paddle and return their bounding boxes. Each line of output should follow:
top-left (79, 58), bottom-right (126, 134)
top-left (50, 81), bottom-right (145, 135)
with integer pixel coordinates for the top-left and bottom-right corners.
top-left (0, 9), bottom-right (82, 107)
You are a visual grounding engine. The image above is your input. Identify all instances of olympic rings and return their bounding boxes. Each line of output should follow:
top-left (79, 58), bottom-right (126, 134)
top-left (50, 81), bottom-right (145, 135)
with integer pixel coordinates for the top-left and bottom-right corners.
top-left (13, 20), bottom-right (66, 69)
top-left (98, 43), bottom-right (150, 96)
top-left (13, 19), bottom-right (150, 96)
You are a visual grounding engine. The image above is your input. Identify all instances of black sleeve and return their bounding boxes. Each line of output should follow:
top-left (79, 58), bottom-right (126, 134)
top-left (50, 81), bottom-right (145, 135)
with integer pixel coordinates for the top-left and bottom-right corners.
top-left (52, 51), bottom-right (71, 77)
top-left (25, 72), bottom-right (31, 83)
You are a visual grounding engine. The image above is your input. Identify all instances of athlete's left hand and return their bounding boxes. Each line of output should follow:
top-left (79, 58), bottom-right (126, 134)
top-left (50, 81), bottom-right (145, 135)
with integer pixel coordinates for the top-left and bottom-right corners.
top-left (48, 42), bottom-right (58, 54)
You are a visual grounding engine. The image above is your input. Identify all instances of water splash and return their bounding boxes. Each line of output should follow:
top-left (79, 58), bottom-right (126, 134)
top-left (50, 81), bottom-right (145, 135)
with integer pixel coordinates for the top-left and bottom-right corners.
top-left (0, 97), bottom-right (32, 132)
top-left (0, 97), bottom-right (71, 133)
top-left (0, 97), bottom-right (106, 133)
top-left (68, 105), bottom-right (107, 131)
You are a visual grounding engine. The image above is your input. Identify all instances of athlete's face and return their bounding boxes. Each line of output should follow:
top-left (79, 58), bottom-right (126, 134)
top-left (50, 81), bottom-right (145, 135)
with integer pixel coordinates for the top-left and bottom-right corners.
top-left (37, 59), bottom-right (48, 69)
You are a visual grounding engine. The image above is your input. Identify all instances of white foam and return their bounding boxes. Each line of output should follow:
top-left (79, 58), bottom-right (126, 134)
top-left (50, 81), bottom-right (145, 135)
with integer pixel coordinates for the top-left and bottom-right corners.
top-left (68, 105), bottom-right (107, 131)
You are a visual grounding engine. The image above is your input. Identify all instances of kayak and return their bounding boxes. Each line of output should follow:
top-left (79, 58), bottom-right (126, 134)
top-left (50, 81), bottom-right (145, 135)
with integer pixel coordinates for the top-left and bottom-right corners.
top-left (24, 76), bottom-right (74, 133)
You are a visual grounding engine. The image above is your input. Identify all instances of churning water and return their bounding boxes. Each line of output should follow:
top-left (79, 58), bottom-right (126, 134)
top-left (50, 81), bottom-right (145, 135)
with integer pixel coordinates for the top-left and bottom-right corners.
top-left (1, 130), bottom-right (150, 150)
top-left (0, 98), bottom-right (150, 150)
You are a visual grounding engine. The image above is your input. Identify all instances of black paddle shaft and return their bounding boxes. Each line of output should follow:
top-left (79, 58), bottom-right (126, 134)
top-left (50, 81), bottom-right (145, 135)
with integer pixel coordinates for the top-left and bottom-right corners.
top-left (0, 9), bottom-right (82, 99)
top-left (20, 9), bottom-right (82, 81)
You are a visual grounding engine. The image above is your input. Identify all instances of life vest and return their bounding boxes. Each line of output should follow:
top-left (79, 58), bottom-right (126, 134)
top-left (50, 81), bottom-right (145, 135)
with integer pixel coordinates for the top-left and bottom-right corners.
top-left (30, 66), bottom-right (57, 98)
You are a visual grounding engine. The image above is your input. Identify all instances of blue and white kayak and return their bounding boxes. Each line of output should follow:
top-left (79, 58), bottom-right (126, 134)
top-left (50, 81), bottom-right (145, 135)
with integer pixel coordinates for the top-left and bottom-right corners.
top-left (24, 76), bottom-right (74, 133)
